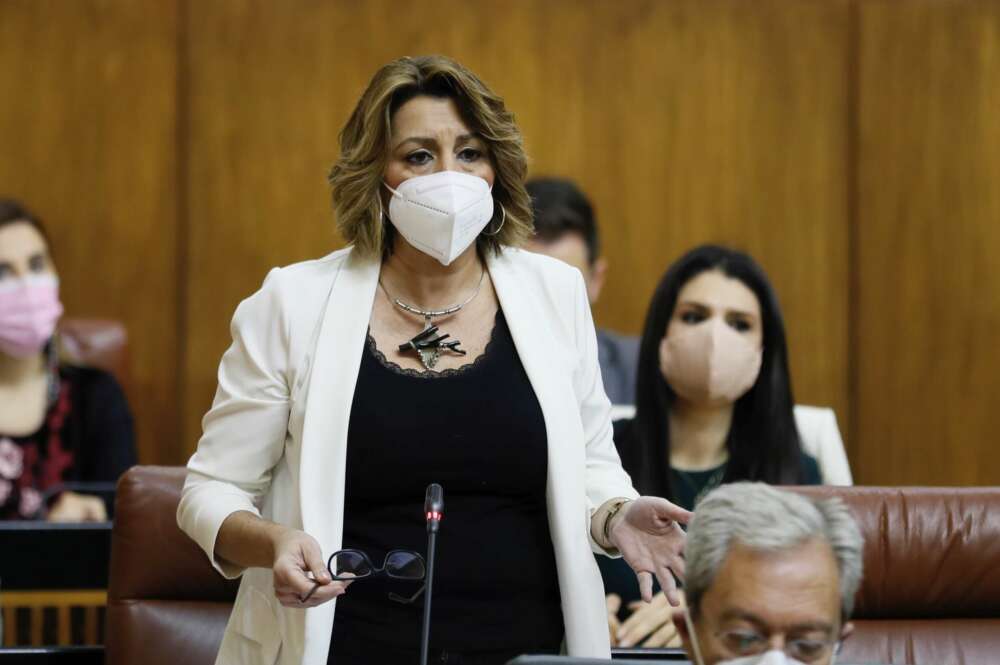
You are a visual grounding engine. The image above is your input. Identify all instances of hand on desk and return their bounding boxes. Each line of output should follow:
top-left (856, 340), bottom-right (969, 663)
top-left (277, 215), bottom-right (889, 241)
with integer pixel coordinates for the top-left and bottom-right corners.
top-left (606, 593), bottom-right (623, 646)
top-left (47, 490), bottom-right (107, 522)
top-left (615, 591), bottom-right (685, 648)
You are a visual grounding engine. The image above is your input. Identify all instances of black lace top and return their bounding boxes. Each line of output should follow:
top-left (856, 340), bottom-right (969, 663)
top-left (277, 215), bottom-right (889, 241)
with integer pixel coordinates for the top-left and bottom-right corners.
top-left (330, 310), bottom-right (564, 662)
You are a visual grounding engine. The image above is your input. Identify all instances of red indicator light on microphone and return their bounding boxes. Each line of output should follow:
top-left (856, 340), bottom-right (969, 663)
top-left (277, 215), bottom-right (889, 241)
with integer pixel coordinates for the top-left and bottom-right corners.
top-left (426, 511), bottom-right (443, 521)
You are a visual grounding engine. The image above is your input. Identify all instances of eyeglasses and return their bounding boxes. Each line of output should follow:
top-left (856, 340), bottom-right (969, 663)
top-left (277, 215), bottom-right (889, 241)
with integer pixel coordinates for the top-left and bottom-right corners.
top-left (302, 548), bottom-right (426, 604)
top-left (328, 548), bottom-right (425, 581)
top-left (717, 629), bottom-right (840, 663)
top-left (328, 548), bottom-right (427, 605)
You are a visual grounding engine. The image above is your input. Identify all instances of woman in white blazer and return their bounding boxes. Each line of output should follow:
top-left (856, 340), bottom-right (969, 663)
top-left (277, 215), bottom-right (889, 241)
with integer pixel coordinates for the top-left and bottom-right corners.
top-left (794, 405), bottom-right (852, 486)
top-left (177, 55), bottom-right (689, 665)
top-left (604, 245), bottom-right (852, 649)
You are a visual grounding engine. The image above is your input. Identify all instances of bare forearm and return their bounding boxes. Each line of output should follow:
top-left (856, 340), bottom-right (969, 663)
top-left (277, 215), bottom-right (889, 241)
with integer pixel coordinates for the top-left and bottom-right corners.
top-left (215, 512), bottom-right (344, 608)
top-left (214, 510), bottom-right (289, 570)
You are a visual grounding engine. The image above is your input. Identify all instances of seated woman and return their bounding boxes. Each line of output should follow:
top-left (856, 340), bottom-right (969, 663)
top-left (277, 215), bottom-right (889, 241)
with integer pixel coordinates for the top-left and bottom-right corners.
top-left (603, 244), bottom-right (847, 647)
top-left (0, 199), bottom-right (136, 521)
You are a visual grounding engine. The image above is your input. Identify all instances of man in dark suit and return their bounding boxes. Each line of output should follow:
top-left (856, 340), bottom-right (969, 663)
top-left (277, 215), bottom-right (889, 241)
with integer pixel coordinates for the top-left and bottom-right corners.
top-left (525, 178), bottom-right (639, 414)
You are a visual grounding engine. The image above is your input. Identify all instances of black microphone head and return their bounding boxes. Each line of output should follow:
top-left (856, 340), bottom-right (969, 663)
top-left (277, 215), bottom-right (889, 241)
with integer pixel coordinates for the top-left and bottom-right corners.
top-left (424, 483), bottom-right (444, 515)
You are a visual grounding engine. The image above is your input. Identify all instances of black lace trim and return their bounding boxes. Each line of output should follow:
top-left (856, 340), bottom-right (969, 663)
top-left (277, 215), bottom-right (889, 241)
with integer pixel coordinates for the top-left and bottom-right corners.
top-left (367, 311), bottom-right (502, 379)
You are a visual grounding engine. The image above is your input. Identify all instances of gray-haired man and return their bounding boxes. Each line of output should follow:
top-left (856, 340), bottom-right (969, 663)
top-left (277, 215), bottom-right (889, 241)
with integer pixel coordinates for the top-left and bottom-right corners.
top-left (674, 483), bottom-right (864, 665)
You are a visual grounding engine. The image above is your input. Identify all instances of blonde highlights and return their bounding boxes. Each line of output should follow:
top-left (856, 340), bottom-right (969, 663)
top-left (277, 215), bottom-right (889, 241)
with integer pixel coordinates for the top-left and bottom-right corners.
top-left (328, 55), bottom-right (532, 259)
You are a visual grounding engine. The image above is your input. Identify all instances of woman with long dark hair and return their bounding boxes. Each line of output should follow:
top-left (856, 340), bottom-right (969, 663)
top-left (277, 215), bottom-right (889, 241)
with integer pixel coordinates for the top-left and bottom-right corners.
top-left (605, 245), bottom-right (844, 648)
top-left (622, 244), bottom-right (820, 506)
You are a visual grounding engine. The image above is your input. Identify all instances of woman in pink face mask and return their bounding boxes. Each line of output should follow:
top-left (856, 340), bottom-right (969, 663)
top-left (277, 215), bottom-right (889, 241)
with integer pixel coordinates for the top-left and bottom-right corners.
top-left (0, 199), bottom-right (135, 521)
top-left (602, 245), bottom-right (846, 650)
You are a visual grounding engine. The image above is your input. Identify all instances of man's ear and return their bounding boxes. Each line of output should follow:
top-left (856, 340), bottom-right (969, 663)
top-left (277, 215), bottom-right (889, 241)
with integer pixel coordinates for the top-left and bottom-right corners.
top-left (586, 256), bottom-right (608, 304)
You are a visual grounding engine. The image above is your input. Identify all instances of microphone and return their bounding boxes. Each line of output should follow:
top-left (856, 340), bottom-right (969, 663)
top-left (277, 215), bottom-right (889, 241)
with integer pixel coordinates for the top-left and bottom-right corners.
top-left (424, 483), bottom-right (444, 532)
top-left (420, 483), bottom-right (443, 665)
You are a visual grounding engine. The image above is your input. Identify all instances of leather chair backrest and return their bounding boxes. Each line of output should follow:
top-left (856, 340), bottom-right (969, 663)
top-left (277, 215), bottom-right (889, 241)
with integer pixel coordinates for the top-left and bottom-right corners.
top-left (105, 471), bottom-right (1000, 665)
top-left (105, 466), bottom-right (238, 665)
top-left (791, 486), bottom-right (1000, 664)
top-left (57, 318), bottom-right (130, 394)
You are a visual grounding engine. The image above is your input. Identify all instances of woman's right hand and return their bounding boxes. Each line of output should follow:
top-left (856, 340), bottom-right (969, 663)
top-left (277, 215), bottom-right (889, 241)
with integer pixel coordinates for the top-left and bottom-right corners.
top-left (271, 528), bottom-right (352, 608)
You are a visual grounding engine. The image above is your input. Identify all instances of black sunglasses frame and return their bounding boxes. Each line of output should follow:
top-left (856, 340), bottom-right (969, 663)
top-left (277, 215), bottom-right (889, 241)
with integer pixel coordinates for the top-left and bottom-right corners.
top-left (326, 548), bottom-right (427, 582)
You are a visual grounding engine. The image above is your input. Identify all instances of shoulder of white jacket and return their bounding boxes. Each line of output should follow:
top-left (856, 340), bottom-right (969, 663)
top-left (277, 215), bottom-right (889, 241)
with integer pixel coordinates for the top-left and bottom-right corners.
top-left (254, 247), bottom-right (351, 294)
top-left (242, 248), bottom-right (354, 322)
top-left (267, 247), bottom-right (352, 281)
top-left (793, 404), bottom-right (839, 435)
top-left (793, 404), bottom-right (835, 419)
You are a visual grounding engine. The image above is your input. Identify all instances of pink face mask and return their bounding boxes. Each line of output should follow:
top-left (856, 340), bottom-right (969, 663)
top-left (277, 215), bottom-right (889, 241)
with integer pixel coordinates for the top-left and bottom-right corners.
top-left (659, 318), bottom-right (763, 406)
top-left (0, 274), bottom-right (64, 358)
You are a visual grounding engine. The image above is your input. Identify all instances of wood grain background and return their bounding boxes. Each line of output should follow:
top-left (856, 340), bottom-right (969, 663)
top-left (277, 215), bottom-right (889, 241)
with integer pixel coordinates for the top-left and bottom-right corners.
top-left (0, 0), bottom-right (180, 465)
top-left (1, 0), bottom-right (997, 485)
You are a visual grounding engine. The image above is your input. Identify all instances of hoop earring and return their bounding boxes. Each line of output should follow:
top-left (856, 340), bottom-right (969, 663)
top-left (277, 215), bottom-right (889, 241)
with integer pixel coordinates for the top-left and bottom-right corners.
top-left (483, 202), bottom-right (506, 236)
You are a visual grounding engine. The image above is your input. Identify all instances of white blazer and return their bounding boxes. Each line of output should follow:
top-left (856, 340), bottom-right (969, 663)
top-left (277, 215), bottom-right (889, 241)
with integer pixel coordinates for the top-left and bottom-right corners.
top-left (794, 405), bottom-right (853, 486)
top-left (177, 246), bottom-right (638, 665)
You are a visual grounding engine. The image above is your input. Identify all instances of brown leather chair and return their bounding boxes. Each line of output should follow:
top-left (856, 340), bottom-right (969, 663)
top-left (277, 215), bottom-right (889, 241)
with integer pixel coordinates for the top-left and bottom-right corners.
top-left (791, 486), bottom-right (1000, 665)
top-left (105, 466), bottom-right (238, 665)
top-left (105, 469), bottom-right (1000, 665)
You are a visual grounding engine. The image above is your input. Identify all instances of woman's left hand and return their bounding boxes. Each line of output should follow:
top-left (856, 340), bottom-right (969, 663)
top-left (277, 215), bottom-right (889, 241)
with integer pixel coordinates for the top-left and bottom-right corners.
top-left (608, 496), bottom-right (691, 605)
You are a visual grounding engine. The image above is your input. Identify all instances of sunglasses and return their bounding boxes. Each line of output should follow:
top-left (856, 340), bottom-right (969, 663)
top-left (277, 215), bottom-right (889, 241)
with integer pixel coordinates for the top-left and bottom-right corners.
top-left (301, 548), bottom-right (426, 604)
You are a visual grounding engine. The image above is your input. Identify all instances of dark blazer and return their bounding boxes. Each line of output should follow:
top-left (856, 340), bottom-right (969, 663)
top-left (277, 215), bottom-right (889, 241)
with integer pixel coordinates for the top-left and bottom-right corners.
top-left (596, 328), bottom-right (639, 406)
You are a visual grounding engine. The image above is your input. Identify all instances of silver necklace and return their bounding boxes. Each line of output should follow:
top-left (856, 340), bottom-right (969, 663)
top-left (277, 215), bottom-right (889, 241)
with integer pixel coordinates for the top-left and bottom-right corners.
top-left (380, 268), bottom-right (486, 370)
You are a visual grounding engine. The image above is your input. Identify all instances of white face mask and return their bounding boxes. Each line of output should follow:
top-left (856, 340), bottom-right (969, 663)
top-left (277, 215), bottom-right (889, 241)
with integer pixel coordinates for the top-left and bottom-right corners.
top-left (384, 170), bottom-right (495, 266)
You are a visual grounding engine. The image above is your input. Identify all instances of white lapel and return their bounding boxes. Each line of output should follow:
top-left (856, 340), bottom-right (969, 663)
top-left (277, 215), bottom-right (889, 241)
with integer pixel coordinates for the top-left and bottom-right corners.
top-left (299, 248), bottom-right (379, 549)
top-left (297, 248), bottom-right (379, 663)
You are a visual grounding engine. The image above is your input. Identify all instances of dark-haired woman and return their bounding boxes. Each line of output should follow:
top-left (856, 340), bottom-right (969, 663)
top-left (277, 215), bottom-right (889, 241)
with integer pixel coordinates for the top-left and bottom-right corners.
top-left (0, 199), bottom-right (136, 521)
top-left (605, 245), bottom-right (848, 648)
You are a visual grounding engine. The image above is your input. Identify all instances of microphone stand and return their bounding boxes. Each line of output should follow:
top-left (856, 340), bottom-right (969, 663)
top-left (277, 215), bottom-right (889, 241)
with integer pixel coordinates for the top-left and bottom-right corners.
top-left (420, 522), bottom-right (438, 665)
top-left (421, 484), bottom-right (443, 665)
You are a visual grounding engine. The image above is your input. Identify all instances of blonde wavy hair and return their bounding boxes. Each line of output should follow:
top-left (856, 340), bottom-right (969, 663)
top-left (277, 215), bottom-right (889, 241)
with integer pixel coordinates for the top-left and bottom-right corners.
top-left (328, 55), bottom-right (532, 259)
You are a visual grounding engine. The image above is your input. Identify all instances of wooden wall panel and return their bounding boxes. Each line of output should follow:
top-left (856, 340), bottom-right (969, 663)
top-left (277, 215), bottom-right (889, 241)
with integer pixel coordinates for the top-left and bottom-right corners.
top-left (0, 0), bottom-right (179, 465)
top-left (855, 1), bottom-right (1000, 485)
top-left (538, 0), bottom-right (852, 436)
top-left (11, 0), bottom-right (995, 488)
top-left (181, 0), bottom-right (852, 458)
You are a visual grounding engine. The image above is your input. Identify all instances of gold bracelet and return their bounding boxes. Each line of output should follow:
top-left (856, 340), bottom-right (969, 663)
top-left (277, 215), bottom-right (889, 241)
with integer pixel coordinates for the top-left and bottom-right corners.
top-left (602, 498), bottom-right (631, 548)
